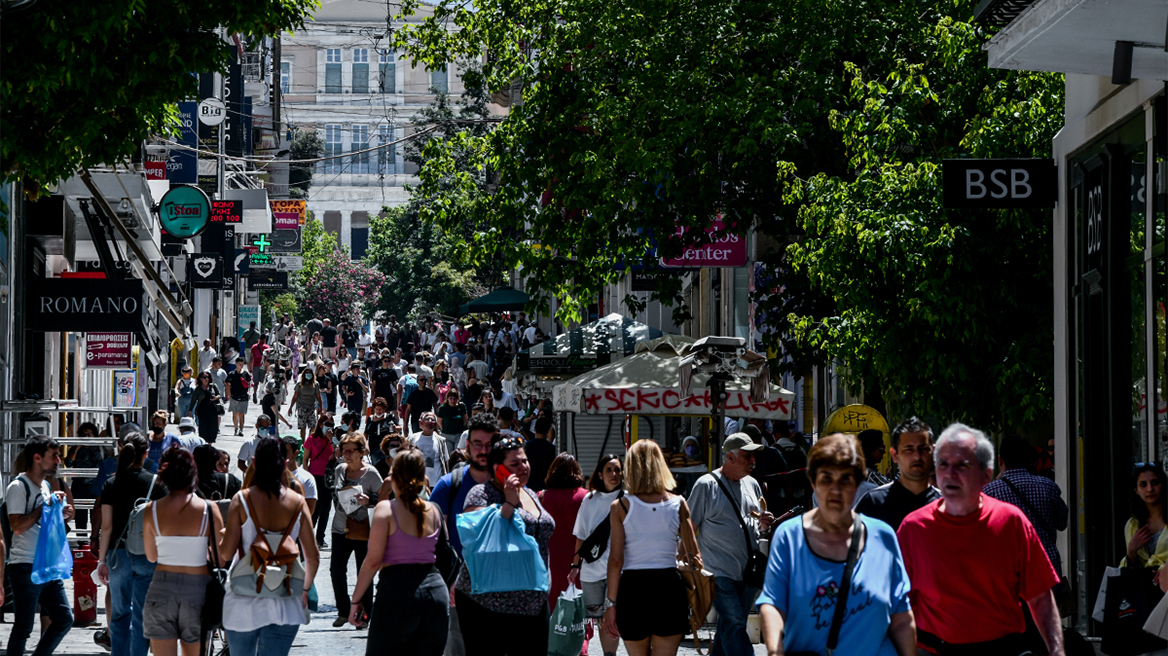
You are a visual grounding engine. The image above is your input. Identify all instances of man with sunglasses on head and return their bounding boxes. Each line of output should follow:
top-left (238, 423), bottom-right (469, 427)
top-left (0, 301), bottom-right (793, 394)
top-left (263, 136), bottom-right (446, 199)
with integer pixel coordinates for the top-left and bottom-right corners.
top-left (430, 418), bottom-right (499, 656)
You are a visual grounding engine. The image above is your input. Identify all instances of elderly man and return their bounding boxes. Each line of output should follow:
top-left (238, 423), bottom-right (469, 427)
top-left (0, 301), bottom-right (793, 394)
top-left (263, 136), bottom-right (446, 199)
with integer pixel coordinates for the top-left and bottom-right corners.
top-left (897, 423), bottom-right (1064, 656)
top-left (856, 416), bottom-right (940, 530)
top-left (687, 433), bottom-right (775, 656)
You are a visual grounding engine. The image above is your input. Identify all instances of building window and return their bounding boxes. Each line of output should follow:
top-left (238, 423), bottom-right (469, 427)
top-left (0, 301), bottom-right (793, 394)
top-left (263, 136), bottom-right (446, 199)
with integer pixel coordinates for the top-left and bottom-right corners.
top-left (351, 124), bottom-right (370, 174)
top-left (323, 124), bottom-right (344, 174)
top-left (378, 125), bottom-right (395, 175)
top-left (352, 48), bottom-right (369, 94)
top-left (351, 227), bottom-right (369, 260)
top-left (378, 50), bottom-right (396, 94)
top-left (431, 66), bottom-right (448, 94)
top-left (325, 48), bottom-right (342, 93)
top-left (280, 61), bottom-right (291, 94)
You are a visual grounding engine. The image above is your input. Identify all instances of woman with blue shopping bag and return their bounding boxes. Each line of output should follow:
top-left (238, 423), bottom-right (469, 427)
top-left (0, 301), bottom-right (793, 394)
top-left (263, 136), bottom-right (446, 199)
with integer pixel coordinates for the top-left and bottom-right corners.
top-left (454, 435), bottom-right (555, 656)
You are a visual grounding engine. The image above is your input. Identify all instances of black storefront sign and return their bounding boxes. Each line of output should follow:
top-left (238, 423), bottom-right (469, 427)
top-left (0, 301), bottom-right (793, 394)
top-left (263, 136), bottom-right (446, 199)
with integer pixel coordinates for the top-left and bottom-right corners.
top-left (27, 278), bottom-right (145, 332)
top-left (249, 271), bottom-right (288, 290)
top-left (210, 200), bottom-right (242, 224)
top-left (942, 158), bottom-right (1057, 209)
top-left (189, 253), bottom-right (224, 289)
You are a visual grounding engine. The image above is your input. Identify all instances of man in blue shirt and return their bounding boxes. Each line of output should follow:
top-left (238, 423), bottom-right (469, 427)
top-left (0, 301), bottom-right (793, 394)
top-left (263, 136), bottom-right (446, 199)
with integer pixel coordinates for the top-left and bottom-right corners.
top-left (429, 418), bottom-right (497, 656)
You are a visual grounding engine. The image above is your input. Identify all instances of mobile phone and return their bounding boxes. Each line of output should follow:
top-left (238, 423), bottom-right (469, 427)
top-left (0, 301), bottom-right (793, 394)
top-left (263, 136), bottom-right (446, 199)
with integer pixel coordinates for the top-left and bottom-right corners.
top-left (495, 464), bottom-right (511, 485)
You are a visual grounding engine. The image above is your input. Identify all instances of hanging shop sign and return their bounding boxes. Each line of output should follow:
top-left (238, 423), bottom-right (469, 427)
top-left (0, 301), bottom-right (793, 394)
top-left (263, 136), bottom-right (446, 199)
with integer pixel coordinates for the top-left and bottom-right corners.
top-left (660, 219), bottom-right (747, 268)
top-left (158, 185), bottom-right (211, 239)
top-left (273, 212), bottom-right (300, 230)
top-left (269, 228), bottom-right (302, 254)
top-left (86, 332), bottom-right (133, 368)
top-left (249, 271), bottom-right (288, 290)
top-left (27, 278), bottom-right (145, 332)
top-left (188, 253), bottom-right (223, 289)
top-left (274, 256), bottom-right (303, 272)
top-left (942, 159), bottom-right (1057, 209)
top-left (234, 249), bottom-right (251, 275)
top-left (198, 98), bottom-right (226, 127)
top-left (238, 304), bottom-right (261, 340)
top-left (210, 200), bottom-right (243, 224)
top-left (270, 200), bottom-right (307, 224)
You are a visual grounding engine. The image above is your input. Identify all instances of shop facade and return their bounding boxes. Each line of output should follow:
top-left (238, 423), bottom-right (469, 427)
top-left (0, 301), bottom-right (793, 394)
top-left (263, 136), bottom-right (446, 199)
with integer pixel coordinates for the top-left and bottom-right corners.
top-left (982, 0), bottom-right (1168, 631)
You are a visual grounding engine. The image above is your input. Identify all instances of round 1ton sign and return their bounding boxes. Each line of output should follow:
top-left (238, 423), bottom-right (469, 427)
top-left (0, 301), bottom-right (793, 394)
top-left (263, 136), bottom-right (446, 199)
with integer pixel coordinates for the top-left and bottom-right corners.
top-left (159, 185), bottom-right (211, 239)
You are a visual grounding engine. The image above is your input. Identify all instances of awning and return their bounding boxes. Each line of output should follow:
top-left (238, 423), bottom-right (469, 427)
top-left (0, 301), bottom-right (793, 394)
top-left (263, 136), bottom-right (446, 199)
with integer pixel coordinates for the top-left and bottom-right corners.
top-left (986, 0), bottom-right (1168, 79)
top-left (458, 286), bottom-right (530, 315)
top-left (552, 335), bottom-right (794, 419)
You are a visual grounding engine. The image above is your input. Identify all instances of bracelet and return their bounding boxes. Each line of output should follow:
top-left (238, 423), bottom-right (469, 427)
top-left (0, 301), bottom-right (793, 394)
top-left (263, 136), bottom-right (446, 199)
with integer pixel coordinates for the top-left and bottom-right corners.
top-left (570, 562), bottom-right (581, 569)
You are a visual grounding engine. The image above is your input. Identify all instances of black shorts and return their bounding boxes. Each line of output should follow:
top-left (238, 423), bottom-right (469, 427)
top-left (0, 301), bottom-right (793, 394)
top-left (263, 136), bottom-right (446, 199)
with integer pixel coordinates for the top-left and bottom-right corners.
top-left (615, 568), bottom-right (690, 641)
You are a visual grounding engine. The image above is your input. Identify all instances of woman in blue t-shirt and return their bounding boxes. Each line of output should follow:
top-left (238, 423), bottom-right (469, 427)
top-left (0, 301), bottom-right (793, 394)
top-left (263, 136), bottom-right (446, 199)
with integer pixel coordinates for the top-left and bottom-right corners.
top-left (757, 433), bottom-right (917, 656)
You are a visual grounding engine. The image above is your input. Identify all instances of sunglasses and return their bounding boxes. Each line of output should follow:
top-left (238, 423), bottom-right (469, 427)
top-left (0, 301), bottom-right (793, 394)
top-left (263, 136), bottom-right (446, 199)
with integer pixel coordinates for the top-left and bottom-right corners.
top-left (1136, 462), bottom-right (1163, 470)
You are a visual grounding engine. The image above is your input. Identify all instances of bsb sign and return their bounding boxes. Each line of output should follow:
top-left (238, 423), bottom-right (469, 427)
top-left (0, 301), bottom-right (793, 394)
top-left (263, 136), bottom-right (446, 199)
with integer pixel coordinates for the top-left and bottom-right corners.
top-left (942, 159), bottom-right (1057, 209)
top-left (27, 279), bottom-right (145, 332)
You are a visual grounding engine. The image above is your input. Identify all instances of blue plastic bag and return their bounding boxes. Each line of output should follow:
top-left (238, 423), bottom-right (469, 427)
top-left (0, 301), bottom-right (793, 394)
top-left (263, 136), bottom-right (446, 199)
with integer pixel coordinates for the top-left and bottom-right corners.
top-left (31, 493), bottom-right (73, 585)
top-left (456, 505), bottom-right (549, 594)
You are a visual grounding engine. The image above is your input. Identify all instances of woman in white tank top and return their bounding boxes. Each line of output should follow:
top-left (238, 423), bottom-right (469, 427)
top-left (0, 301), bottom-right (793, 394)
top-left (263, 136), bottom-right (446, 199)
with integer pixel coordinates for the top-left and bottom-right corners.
top-left (603, 440), bottom-right (702, 656)
top-left (143, 447), bottom-right (225, 656)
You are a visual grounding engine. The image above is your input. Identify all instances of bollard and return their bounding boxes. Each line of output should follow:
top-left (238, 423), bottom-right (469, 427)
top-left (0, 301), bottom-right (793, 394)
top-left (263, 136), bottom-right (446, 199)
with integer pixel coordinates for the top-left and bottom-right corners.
top-left (72, 542), bottom-right (99, 625)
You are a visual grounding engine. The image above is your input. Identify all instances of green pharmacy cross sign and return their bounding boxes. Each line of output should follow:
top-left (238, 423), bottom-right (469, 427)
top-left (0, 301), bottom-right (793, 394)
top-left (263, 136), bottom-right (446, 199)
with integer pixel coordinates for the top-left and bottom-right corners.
top-left (251, 235), bottom-right (271, 253)
top-left (158, 185), bottom-right (211, 239)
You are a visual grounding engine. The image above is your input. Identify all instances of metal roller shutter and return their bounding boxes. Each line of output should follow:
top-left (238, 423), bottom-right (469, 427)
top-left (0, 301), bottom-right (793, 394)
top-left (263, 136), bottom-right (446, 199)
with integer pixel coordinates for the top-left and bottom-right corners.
top-left (569, 414), bottom-right (624, 481)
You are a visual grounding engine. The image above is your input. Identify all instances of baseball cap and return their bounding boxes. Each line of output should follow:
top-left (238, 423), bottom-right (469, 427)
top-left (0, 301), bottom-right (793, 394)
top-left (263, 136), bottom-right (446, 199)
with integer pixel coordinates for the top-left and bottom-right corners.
top-left (722, 432), bottom-right (763, 453)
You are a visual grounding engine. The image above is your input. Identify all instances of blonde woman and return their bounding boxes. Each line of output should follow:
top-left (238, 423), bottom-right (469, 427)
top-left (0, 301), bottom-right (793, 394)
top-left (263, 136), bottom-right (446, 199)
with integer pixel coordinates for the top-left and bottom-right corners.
top-left (603, 440), bottom-right (701, 656)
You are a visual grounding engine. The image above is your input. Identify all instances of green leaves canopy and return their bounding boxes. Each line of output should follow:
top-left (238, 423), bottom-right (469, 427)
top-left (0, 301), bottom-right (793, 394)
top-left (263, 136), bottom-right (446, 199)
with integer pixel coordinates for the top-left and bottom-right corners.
top-left (2, 0), bottom-right (317, 195)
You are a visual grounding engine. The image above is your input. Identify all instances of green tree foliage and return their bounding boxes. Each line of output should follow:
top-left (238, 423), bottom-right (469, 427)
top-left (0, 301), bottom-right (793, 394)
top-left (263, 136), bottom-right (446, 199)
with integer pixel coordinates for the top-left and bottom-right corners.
top-left (394, 0), bottom-right (1064, 428)
top-left (292, 213), bottom-right (385, 324)
top-left (288, 129), bottom-right (324, 199)
top-left (261, 292), bottom-right (299, 323)
top-left (365, 79), bottom-right (507, 320)
top-left (776, 26), bottom-right (1063, 430)
top-left (2, 0), bottom-right (317, 196)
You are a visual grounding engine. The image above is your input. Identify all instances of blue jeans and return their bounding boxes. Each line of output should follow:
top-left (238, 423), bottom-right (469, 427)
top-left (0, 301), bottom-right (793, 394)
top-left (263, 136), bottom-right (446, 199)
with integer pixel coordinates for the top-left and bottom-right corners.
top-left (711, 577), bottom-right (756, 656)
top-left (108, 549), bottom-right (156, 656)
top-left (6, 563), bottom-right (73, 656)
top-left (224, 623), bottom-right (300, 656)
top-left (176, 396), bottom-right (192, 418)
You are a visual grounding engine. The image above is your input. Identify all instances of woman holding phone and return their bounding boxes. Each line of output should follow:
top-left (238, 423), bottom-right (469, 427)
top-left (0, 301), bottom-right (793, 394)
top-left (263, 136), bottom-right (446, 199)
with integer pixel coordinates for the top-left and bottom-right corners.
top-left (454, 435), bottom-right (556, 656)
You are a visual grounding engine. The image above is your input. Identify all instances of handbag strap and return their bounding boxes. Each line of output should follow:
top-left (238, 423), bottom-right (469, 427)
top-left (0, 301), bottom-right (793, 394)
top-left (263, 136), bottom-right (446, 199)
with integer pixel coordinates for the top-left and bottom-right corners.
top-left (826, 515), bottom-right (864, 654)
top-left (713, 473), bottom-right (757, 557)
top-left (205, 503), bottom-right (221, 574)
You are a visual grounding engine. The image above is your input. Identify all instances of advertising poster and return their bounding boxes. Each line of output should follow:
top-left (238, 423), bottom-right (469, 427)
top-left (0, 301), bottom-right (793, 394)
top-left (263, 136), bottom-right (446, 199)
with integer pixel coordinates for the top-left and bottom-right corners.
top-left (238, 304), bottom-right (261, 340)
top-left (86, 333), bottom-right (133, 368)
top-left (112, 370), bottom-right (137, 407)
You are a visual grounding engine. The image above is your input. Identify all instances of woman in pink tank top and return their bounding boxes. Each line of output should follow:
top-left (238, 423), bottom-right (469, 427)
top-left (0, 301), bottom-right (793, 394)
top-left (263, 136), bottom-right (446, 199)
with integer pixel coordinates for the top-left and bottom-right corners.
top-left (350, 448), bottom-right (450, 655)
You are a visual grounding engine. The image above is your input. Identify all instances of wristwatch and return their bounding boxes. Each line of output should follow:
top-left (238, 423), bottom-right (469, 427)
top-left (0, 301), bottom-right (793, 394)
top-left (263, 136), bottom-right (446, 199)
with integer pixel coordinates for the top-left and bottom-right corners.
top-left (604, 597), bottom-right (617, 610)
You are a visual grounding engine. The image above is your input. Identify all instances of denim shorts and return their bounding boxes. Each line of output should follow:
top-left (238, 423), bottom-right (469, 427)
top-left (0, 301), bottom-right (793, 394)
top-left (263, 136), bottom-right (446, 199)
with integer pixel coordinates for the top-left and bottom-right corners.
top-left (142, 571), bottom-right (210, 644)
top-left (581, 579), bottom-right (607, 618)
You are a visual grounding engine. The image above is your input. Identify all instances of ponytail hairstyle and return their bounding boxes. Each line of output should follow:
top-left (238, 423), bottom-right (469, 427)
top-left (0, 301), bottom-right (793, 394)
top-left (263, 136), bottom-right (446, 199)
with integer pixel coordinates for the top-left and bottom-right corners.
top-left (116, 432), bottom-right (150, 484)
top-left (390, 449), bottom-right (428, 529)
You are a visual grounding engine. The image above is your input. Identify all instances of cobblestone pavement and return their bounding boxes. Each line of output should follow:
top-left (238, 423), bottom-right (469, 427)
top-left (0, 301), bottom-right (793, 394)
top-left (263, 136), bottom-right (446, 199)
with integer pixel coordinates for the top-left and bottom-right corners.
top-left (0, 399), bottom-right (767, 655)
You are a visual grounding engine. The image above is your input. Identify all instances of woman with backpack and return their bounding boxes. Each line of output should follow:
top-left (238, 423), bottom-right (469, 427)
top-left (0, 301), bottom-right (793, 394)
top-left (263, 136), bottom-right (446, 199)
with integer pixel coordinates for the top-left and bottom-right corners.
top-left (218, 437), bottom-right (319, 656)
top-left (97, 431), bottom-right (168, 656)
top-left (349, 449), bottom-right (450, 655)
top-left (142, 448), bottom-right (225, 656)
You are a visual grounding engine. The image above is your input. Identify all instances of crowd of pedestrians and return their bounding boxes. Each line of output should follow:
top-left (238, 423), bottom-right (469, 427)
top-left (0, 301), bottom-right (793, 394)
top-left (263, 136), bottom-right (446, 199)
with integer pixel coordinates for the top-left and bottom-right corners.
top-left (0, 311), bottom-right (1115, 656)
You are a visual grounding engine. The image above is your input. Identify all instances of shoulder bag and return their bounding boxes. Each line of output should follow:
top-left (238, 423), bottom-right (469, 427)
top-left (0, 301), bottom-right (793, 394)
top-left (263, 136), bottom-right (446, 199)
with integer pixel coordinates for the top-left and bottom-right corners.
top-left (576, 490), bottom-right (624, 563)
top-left (434, 506), bottom-right (462, 587)
top-left (201, 504), bottom-right (227, 632)
top-left (788, 515), bottom-right (863, 656)
top-left (677, 496), bottom-right (715, 655)
top-left (713, 474), bottom-right (767, 588)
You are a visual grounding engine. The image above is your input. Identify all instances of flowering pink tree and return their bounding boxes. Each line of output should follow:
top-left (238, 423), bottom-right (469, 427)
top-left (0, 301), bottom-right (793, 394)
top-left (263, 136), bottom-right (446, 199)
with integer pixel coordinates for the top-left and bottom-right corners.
top-left (295, 245), bottom-right (385, 325)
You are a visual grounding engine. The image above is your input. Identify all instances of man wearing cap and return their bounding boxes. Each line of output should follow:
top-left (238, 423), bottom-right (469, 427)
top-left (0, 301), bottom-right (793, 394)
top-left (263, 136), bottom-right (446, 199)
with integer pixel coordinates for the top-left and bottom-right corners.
top-left (175, 417), bottom-right (207, 452)
top-left (688, 434), bottom-right (775, 656)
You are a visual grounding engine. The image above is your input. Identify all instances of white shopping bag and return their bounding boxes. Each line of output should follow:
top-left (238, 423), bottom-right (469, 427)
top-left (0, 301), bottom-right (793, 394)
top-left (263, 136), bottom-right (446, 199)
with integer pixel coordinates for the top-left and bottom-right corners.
top-left (1093, 565), bottom-right (1122, 623)
top-left (1144, 590), bottom-right (1168, 639)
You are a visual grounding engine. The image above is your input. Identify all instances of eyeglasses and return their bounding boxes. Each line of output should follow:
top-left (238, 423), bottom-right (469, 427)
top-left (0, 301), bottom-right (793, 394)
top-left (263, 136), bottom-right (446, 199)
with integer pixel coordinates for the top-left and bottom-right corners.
top-left (342, 448), bottom-right (362, 456)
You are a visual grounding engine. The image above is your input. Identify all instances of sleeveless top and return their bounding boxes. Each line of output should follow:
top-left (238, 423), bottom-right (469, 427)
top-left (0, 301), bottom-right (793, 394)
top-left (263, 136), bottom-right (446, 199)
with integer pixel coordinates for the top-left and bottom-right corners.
top-left (222, 495), bottom-right (309, 631)
top-left (152, 501), bottom-right (208, 567)
top-left (382, 506), bottom-right (439, 566)
top-left (622, 495), bottom-right (681, 570)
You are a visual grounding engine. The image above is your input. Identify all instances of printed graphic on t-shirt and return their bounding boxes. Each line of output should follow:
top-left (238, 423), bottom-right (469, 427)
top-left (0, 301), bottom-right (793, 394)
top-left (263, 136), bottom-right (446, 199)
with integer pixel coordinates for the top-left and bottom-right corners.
top-left (809, 581), bottom-right (874, 630)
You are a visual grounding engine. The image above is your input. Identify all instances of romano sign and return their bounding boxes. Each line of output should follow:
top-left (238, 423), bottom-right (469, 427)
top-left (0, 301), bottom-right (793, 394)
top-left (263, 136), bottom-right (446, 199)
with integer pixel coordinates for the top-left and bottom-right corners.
top-left (27, 279), bottom-right (145, 332)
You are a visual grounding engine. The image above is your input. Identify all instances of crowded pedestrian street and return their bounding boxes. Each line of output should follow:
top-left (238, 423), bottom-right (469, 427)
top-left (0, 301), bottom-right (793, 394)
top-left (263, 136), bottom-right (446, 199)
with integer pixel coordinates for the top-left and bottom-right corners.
top-left (3, 0), bottom-right (1166, 655)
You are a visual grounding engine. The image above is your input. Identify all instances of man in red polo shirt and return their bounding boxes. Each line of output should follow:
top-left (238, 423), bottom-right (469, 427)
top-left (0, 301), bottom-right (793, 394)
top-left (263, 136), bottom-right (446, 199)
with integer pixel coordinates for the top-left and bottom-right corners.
top-left (897, 423), bottom-right (1064, 656)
